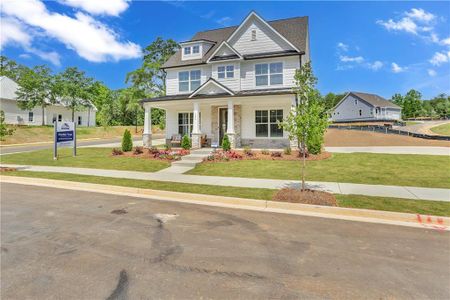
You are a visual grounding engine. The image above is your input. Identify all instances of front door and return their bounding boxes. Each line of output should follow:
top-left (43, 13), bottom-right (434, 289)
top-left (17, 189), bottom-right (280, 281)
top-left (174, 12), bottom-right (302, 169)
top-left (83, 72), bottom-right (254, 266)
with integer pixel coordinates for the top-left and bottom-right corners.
top-left (219, 107), bottom-right (228, 145)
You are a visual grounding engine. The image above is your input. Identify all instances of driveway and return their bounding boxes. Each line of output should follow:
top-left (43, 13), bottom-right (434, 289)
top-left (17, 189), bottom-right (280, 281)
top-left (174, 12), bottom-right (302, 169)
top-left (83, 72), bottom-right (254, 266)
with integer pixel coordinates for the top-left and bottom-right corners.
top-left (396, 120), bottom-right (450, 136)
top-left (2, 183), bottom-right (449, 299)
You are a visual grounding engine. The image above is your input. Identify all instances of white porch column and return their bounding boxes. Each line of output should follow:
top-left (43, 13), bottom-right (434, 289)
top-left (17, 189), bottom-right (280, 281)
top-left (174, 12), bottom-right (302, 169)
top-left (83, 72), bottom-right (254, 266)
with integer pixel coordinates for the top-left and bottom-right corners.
top-left (290, 96), bottom-right (299, 149)
top-left (226, 100), bottom-right (236, 148)
top-left (143, 104), bottom-right (152, 148)
top-left (191, 102), bottom-right (202, 149)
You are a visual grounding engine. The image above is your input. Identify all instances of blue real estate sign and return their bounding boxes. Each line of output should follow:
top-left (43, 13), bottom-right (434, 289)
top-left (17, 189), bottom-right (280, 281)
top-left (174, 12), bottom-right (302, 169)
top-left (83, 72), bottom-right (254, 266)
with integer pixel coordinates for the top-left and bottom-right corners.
top-left (56, 122), bottom-right (75, 147)
top-left (54, 121), bottom-right (76, 159)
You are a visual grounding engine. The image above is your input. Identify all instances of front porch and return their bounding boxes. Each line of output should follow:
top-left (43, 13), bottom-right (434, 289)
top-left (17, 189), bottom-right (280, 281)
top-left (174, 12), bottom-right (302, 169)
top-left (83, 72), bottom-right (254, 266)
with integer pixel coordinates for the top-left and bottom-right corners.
top-left (142, 93), bottom-right (296, 150)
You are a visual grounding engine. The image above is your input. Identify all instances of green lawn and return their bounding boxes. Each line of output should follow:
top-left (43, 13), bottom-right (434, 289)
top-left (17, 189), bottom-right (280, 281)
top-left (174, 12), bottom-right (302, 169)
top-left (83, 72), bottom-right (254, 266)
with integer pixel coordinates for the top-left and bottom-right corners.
top-left (3, 171), bottom-right (450, 216)
top-left (405, 121), bottom-right (420, 126)
top-left (0, 148), bottom-right (169, 172)
top-left (430, 123), bottom-right (450, 136)
top-left (187, 153), bottom-right (450, 189)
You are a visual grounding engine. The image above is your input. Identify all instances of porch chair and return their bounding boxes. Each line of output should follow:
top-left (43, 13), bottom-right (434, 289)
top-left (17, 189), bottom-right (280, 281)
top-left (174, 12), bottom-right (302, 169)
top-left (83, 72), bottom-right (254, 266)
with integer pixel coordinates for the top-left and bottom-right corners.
top-left (170, 134), bottom-right (182, 148)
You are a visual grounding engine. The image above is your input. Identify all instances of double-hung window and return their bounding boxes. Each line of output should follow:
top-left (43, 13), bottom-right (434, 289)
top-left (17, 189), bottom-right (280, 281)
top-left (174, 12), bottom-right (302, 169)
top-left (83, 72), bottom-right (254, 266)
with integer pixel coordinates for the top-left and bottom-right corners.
top-left (179, 70), bottom-right (201, 92)
top-left (192, 45), bottom-right (200, 54)
top-left (28, 112), bottom-right (33, 122)
top-left (255, 109), bottom-right (283, 137)
top-left (218, 65), bottom-right (234, 79)
top-left (178, 112), bottom-right (201, 136)
top-left (255, 62), bottom-right (283, 86)
top-left (184, 47), bottom-right (191, 55)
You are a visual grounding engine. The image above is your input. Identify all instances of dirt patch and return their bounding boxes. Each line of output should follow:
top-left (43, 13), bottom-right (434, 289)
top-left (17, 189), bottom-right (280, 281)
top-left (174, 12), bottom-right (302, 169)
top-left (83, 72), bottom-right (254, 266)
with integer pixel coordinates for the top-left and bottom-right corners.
top-left (325, 129), bottom-right (450, 147)
top-left (111, 209), bottom-right (128, 215)
top-left (0, 167), bottom-right (17, 172)
top-left (272, 188), bottom-right (337, 206)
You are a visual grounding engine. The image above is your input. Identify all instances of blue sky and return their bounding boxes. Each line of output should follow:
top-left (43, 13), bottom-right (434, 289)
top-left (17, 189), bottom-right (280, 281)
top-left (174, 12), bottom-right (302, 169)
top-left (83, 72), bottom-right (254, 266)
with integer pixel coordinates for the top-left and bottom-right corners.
top-left (1, 0), bottom-right (449, 99)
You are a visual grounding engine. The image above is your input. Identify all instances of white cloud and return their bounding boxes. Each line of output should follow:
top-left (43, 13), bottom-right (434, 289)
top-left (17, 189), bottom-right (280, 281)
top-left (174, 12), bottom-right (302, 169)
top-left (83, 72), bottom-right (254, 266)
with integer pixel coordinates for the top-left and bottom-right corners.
top-left (59, 0), bottom-right (130, 16)
top-left (429, 51), bottom-right (450, 66)
top-left (368, 61), bottom-right (383, 71)
top-left (19, 53), bottom-right (31, 59)
top-left (339, 55), bottom-right (364, 63)
top-left (28, 47), bottom-right (61, 66)
top-left (217, 16), bottom-right (232, 26)
top-left (405, 8), bottom-right (435, 23)
top-left (0, 17), bottom-right (31, 49)
top-left (427, 69), bottom-right (437, 77)
top-left (1, 0), bottom-right (141, 63)
top-left (440, 37), bottom-right (450, 46)
top-left (377, 17), bottom-right (418, 34)
top-left (391, 62), bottom-right (406, 73)
top-left (337, 42), bottom-right (349, 52)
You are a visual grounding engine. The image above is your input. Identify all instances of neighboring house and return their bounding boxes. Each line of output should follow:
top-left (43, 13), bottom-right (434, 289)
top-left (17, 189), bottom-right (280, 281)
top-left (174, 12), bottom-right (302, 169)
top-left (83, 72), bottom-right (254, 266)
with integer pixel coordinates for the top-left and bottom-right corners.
top-left (141, 11), bottom-right (309, 149)
top-left (331, 92), bottom-right (402, 122)
top-left (0, 76), bottom-right (97, 127)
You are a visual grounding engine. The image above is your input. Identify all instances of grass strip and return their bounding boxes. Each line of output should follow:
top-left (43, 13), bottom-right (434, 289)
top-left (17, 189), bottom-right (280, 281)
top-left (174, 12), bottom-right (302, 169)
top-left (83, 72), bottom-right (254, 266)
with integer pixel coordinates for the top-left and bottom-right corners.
top-left (187, 153), bottom-right (450, 189)
top-left (1, 148), bottom-right (170, 172)
top-left (3, 171), bottom-right (449, 216)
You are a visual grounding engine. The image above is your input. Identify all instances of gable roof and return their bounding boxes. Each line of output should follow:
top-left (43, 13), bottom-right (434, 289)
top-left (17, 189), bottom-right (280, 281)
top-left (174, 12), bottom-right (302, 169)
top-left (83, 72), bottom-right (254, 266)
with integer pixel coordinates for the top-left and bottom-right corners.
top-left (334, 92), bottom-right (401, 110)
top-left (0, 76), bottom-right (19, 100)
top-left (206, 41), bottom-right (243, 63)
top-left (162, 14), bottom-right (308, 69)
top-left (189, 78), bottom-right (235, 98)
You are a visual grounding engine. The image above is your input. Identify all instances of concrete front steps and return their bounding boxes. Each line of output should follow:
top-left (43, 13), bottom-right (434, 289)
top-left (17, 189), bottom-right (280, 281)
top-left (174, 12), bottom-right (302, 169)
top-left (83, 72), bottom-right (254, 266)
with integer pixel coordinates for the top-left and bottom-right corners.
top-left (157, 148), bottom-right (213, 174)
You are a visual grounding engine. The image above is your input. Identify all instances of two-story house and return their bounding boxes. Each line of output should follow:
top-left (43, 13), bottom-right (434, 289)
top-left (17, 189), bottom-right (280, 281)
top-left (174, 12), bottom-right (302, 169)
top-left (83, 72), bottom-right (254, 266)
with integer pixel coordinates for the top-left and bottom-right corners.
top-left (141, 11), bottom-right (309, 149)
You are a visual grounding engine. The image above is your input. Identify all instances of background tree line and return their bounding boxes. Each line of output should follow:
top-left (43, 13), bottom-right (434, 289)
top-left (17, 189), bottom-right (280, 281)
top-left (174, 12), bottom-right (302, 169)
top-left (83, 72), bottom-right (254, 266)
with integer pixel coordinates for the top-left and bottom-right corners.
top-left (0, 37), bottom-right (179, 130)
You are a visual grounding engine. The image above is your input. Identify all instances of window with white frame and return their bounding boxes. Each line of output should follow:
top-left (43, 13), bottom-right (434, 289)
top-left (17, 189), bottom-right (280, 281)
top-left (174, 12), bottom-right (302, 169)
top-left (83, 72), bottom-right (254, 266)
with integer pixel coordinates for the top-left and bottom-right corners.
top-left (179, 70), bottom-right (201, 92)
top-left (78, 116), bottom-right (82, 125)
top-left (28, 112), bottom-right (33, 122)
top-left (255, 109), bottom-right (283, 137)
top-left (178, 112), bottom-right (201, 136)
top-left (218, 65), bottom-right (234, 79)
top-left (184, 47), bottom-right (191, 55)
top-left (255, 62), bottom-right (283, 86)
top-left (192, 45), bottom-right (200, 54)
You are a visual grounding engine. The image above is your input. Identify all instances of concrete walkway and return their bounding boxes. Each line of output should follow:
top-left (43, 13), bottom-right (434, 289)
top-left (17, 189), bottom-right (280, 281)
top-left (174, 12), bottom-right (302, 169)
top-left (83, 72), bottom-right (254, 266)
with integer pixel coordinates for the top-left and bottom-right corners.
top-left (2, 164), bottom-right (449, 202)
top-left (394, 120), bottom-right (450, 136)
top-left (156, 148), bottom-right (213, 174)
top-left (325, 146), bottom-right (450, 156)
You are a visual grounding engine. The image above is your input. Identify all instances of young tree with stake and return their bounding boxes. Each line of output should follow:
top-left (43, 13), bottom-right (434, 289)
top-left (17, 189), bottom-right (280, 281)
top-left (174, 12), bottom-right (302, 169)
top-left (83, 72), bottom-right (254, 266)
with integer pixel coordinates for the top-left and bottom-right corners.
top-left (281, 62), bottom-right (328, 191)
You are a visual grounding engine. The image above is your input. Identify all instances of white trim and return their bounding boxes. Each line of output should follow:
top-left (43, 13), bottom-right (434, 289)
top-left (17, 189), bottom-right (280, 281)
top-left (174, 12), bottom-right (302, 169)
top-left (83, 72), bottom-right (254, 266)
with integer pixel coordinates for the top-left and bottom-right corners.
top-left (253, 108), bottom-right (285, 139)
top-left (189, 79), bottom-right (235, 98)
top-left (206, 41), bottom-right (243, 63)
top-left (226, 11), bottom-right (300, 53)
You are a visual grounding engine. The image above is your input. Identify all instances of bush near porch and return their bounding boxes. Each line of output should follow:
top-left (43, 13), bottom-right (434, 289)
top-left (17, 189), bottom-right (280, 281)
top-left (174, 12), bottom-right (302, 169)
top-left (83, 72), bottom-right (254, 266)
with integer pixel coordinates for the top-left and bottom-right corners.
top-left (114, 146), bottom-right (190, 161)
top-left (204, 149), bottom-right (331, 162)
top-left (188, 152), bottom-right (450, 189)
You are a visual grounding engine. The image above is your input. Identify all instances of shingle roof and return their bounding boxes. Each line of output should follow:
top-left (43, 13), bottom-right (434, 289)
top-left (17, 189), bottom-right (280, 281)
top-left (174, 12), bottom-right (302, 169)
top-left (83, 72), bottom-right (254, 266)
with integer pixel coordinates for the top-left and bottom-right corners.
top-left (351, 92), bottom-right (401, 109)
top-left (162, 16), bottom-right (308, 69)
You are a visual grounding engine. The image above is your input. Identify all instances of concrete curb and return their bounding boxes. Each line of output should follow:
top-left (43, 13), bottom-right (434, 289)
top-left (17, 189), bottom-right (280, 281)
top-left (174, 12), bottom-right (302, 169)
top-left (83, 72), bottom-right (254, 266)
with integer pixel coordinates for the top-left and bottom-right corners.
top-left (1, 175), bottom-right (448, 231)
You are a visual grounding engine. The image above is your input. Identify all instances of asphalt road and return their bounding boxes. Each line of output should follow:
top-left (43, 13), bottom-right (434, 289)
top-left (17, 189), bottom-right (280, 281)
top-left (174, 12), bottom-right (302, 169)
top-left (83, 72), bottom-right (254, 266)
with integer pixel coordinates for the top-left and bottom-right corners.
top-left (1, 183), bottom-right (449, 299)
top-left (0, 136), bottom-right (147, 155)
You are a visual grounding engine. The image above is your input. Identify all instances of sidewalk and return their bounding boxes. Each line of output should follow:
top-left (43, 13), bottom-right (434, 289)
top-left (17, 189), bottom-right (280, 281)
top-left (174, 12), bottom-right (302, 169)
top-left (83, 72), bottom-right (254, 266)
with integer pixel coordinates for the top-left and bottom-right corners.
top-left (325, 146), bottom-right (450, 156)
top-left (2, 163), bottom-right (449, 202)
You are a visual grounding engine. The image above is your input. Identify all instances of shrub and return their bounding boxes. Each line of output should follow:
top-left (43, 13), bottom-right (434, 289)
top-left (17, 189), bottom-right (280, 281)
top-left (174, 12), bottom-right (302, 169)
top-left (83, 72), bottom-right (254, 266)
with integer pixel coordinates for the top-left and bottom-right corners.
top-left (181, 134), bottom-right (191, 150)
top-left (226, 150), bottom-right (243, 160)
top-left (133, 146), bottom-right (144, 154)
top-left (121, 129), bottom-right (133, 152)
top-left (148, 146), bottom-right (159, 154)
top-left (112, 148), bottom-right (123, 156)
top-left (261, 149), bottom-right (270, 155)
top-left (0, 110), bottom-right (14, 141)
top-left (284, 146), bottom-right (292, 155)
top-left (243, 146), bottom-right (253, 157)
top-left (307, 134), bottom-right (323, 155)
top-left (164, 144), bottom-right (171, 151)
top-left (222, 135), bottom-right (231, 151)
top-left (271, 151), bottom-right (282, 158)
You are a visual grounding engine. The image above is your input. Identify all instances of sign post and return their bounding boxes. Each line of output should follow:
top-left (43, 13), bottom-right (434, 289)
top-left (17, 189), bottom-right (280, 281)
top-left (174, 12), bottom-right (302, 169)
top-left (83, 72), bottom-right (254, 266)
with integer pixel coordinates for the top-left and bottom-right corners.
top-left (54, 121), bottom-right (76, 160)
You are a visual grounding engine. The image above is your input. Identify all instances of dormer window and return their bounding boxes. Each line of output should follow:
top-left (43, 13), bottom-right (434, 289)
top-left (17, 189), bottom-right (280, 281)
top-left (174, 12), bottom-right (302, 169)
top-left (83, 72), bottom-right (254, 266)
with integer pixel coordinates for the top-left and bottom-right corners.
top-left (251, 29), bottom-right (257, 41)
top-left (184, 47), bottom-right (191, 55)
top-left (192, 45), bottom-right (199, 54)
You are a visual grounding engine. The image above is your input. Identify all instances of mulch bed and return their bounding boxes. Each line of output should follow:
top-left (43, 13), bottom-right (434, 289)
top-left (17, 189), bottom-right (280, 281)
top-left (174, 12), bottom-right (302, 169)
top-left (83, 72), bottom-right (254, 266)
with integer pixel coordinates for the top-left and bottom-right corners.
top-left (272, 188), bottom-right (337, 206)
top-left (111, 147), bottom-right (190, 161)
top-left (0, 167), bottom-right (17, 172)
top-left (204, 149), bottom-right (331, 162)
top-left (239, 150), bottom-right (332, 161)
